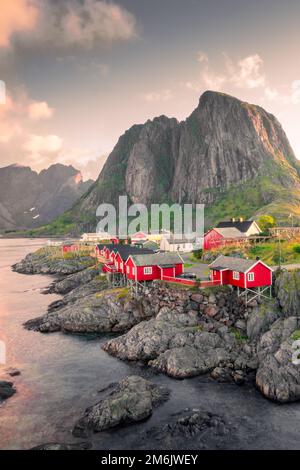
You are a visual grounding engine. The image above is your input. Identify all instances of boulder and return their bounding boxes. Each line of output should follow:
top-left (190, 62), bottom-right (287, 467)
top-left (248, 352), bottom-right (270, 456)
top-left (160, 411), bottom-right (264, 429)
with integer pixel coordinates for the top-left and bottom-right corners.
top-left (73, 376), bottom-right (169, 434)
top-left (0, 380), bottom-right (16, 400)
top-left (256, 317), bottom-right (300, 402)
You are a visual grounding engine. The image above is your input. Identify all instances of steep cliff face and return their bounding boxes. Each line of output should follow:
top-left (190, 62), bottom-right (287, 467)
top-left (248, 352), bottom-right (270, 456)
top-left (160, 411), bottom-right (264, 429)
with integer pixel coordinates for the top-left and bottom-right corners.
top-left (66, 91), bottom-right (300, 229)
top-left (0, 163), bottom-right (93, 230)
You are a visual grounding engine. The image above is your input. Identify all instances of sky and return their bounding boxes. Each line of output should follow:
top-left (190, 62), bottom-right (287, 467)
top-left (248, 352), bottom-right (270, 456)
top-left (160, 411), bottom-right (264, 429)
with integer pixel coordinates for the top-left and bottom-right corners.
top-left (0, 0), bottom-right (299, 180)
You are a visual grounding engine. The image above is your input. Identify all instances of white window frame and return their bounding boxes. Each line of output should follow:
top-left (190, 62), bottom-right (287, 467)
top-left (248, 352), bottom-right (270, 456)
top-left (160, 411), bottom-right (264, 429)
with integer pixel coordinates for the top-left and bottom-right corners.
top-left (233, 271), bottom-right (240, 280)
top-left (132, 267), bottom-right (135, 275)
top-left (144, 267), bottom-right (153, 275)
top-left (126, 266), bottom-right (130, 274)
top-left (248, 272), bottom-right (255, 282)
top-left (120, 262), bottom-right (123, 270)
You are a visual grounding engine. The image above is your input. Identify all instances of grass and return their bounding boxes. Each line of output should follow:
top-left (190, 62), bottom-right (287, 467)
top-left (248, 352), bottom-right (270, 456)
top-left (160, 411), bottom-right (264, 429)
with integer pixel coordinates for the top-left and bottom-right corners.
top-left (205, 238), bottom-right (300, 266)
top-left (230, 327), bottom-right (248, 343)
top-left (184, 263), bottom-right (193, 268)
top-left (95, 287), bottom-right (131, 299)
top-left (291, 330), bottom-right (300, 341)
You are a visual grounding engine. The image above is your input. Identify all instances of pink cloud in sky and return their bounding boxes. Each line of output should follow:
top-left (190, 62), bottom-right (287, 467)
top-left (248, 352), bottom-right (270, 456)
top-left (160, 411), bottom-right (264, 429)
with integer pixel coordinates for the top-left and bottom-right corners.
top-left (28, 101), bottom-right (54, 120)
top-left (0, 0), bottom-right (38, 47)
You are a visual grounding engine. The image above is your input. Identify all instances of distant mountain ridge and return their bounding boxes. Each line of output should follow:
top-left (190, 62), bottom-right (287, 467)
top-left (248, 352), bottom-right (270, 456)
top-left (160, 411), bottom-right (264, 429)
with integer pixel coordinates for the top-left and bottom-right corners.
top-left (62, 90), bottom-right (300, 232)
top-left (0, 163), bottom-right (93, 230)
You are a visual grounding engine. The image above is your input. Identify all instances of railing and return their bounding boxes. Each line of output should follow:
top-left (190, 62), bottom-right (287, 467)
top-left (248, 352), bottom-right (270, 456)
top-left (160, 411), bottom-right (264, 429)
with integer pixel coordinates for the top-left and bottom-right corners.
top-left (199, 279), bottom-right (221, 288)
top-left (102, 263), bottom-right (117, 273)
top-left (161, 275), bottom-right (221, 288)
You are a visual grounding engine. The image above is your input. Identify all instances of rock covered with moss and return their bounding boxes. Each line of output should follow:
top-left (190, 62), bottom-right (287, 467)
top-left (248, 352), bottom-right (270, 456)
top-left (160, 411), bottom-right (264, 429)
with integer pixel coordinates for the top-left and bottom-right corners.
top-left (13, 247), bottom-right (94, 275)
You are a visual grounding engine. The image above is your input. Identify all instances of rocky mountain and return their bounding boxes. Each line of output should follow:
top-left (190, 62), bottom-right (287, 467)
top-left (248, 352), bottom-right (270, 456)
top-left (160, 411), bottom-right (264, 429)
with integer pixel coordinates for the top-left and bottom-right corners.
top-left (0, 163), bottom-right (93, 230)
top-left (43, 91), bottom-right (300, 232)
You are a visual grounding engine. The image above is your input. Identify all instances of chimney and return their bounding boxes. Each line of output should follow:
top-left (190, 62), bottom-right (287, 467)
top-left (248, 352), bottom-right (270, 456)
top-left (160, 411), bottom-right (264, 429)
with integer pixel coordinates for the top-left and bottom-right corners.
top-left (239, 217), bottom-right (244, 222)
top-left (256, 256), bottom-right (260, 261)
top-left (231, 217), bottom-right (235, 222)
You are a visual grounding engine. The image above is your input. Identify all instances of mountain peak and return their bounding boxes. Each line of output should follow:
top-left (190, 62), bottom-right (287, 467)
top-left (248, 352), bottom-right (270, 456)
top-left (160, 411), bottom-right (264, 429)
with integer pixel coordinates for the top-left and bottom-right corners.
top-left (71, 90), bottom-right (299, 231)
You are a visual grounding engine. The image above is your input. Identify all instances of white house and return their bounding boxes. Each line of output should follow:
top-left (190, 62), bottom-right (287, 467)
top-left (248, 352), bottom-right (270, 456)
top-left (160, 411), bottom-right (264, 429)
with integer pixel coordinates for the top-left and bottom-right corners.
top-left (160, 235), bottom-right (195, 253)
top-left (81, 232), bottom-right (111, 242)
top-left (216, 218), bottom-right (261, 237)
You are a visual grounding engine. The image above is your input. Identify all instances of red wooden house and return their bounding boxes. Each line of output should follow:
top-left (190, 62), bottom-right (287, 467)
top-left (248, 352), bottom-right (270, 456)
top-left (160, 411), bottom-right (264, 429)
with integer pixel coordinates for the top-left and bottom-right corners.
top-left (125, 252), bottom-right (184, 282)
top-left (113, 246), bottom-right (155, 274)
top-left (209, 255), bottom-right (272, 289)
top-left (204, 227), bottom-right (245, 250)
top-left (131, 231), bottom-right (148, 244)
top-left (62, 243), bottom-right (79, 253)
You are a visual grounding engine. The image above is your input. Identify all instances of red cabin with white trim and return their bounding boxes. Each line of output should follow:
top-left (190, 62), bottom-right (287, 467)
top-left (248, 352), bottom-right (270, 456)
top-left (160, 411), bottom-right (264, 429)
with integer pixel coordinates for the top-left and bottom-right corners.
top-left (204, 227), bottom-right (245, 250)
top-left (62, 243), bottom-right (79, 253)
top-left (209, 255), bottom-right (272, 288)
top-left (125, 252), bottom-right (184, 282)
top-left (131, 231), bottom-right (148, 244)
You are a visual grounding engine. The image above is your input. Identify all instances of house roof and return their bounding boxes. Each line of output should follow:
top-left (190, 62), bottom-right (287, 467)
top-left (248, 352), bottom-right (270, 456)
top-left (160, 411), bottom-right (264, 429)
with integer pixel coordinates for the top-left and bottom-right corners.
top-left (165, 235), bottom-right (196, 245)
top-left (216, 220), bottom-right (260, 233)
top-left (131, 231), bottom-right (148, 239)
top-left (213, 227), bottom-right (244, 238)
top-left (96, 243), bottom-right (115, 250)
top-left (129, 252), bottom-right (183, 267)
top-left (113, 245), bottom-right (154, 260)
top-left (141, 240), bottom-right (159, 250)
top-left (209, 255), bottom-right (269, 273)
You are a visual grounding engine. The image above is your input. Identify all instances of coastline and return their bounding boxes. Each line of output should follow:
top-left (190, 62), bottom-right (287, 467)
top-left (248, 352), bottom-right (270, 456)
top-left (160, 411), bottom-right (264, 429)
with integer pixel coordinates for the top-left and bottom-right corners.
top-left (1, 241), bottom-right (300, 450)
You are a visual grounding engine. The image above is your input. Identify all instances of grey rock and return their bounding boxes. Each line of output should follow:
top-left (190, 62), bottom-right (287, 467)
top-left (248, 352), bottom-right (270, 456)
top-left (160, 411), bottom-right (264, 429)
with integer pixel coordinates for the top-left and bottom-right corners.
top-left (246, 301), bottom-right (281, 341)
top-left (0, 380), bottom-right (16, 400)
top-left (32, 442), bottom-right (92, 450)
top-left (73, 376), bottom-right (169, 434)
top-left (256, 317), bottom-right (300, 402)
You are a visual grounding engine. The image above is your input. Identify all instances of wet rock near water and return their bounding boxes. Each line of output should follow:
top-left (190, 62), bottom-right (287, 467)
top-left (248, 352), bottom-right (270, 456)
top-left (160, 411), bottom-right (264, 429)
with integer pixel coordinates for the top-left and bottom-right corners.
top-left (32, 442), bottom-right (92, 450)
top-left (256, 316), bottom-right (300, 403)
top-left (24, 285), bottom-right (155, 334)
top-left (102, 306), bottom-right (255, 379)
top-left (0, 380), bottom-right (16, 400)
top-left (73, 376), bottom-right (169, 435)
top-left (12, 248), bottom-right (94, 276)
top-left (48, 267), bottom-right (102, 295)
top-left (139, 408), bottom-right (230, 450)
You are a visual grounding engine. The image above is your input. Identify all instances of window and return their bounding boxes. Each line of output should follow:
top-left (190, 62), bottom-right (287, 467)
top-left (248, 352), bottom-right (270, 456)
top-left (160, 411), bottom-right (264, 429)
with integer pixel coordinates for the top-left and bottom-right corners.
top-left (126, 266), bottom-right (130, 274)
top-left (233, 271), bottom-right (240, 280)
top-left (248, 272), bottom-right (254, 282)
top-left (144, 267), bottom-right (153, 275)
top-left (120, 262), bottom-right (123, 270)
top-left (132, 267), bottom-right (135, 275)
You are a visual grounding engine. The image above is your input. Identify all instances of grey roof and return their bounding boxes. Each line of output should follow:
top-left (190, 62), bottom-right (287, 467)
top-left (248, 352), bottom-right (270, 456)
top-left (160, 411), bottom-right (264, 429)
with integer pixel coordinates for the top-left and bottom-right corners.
top-left (209, 255), bottom-right (262, 273)
top-left (168, 239), bottom-right (195, 245)
top-left (130, 252), bottom-right (183, 267)
top-left (214, 227), bottom-right (244, 238)
top-left (112, 245), bottom-right (154, 260)
top-left (217, 220), bottom-right (260, 233)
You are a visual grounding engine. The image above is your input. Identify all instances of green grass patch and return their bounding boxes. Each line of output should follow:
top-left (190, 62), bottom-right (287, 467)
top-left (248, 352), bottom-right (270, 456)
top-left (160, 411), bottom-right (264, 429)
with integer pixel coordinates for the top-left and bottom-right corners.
top-left (291, 330), bottom-right (300, 341)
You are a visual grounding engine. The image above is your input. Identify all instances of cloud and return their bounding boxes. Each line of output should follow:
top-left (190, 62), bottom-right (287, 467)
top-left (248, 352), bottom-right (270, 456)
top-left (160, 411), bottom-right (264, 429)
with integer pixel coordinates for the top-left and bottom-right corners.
top-left (197, 50), bottom-right (208, 64)
top-left (140, 89), bottom-right (173, 102)
top-left (0, 0), bottom-right (38, 48)
top-left (228, 54), bottom-right (266, 89)
top-left (5, 0), bottom-right (137, 51)
top-left (184, 52), bottom-right (267, 94)
top-left (23, 134), bottom-right (63, 163)
top-left (28, 101), bottom-right (54, 120)
top-left (264, 81), bottom-right (300, 105)
top-left (291, 80), bottom-right (300, 105)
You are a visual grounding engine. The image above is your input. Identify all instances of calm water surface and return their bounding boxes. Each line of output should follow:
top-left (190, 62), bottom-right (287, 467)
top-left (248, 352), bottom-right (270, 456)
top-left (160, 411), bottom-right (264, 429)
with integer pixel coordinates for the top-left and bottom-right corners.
top-left (0, 239), bottom-right (300, 450)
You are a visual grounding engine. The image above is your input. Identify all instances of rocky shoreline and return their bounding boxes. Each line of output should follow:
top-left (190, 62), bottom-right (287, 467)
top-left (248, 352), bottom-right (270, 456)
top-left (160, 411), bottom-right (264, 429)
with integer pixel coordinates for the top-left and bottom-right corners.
top-left (10, 247), bottom-right (300, 448)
